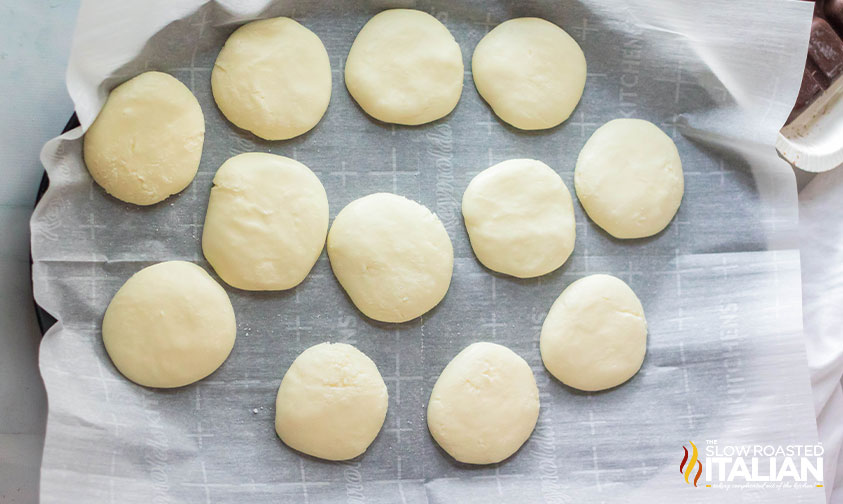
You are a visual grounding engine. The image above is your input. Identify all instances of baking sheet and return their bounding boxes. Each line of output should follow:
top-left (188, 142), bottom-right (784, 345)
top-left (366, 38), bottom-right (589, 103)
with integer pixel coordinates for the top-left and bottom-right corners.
top-left (30, 0), bottom-right (821, 502)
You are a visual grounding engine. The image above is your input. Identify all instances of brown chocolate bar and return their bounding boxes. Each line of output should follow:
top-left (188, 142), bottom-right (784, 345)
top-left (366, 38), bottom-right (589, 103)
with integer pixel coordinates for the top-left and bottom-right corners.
top-left (827, 0), bottom-right (843, 28)
top-left (793, 59), bottom-right (825, 117)
top-left (809, 18), bottom-right (843, 80)
top-left (788, 1), bottom-right (843, 123)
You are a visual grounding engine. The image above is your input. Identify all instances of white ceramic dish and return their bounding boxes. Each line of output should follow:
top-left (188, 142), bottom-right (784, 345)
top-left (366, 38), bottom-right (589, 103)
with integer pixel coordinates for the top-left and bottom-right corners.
top-left (778, 75), bottom-right (843, 173)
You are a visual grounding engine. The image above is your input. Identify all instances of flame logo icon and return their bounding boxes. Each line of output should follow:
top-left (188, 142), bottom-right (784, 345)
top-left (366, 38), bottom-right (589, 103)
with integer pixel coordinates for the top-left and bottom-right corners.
top-left (680, 441), bottom-right (703, 487)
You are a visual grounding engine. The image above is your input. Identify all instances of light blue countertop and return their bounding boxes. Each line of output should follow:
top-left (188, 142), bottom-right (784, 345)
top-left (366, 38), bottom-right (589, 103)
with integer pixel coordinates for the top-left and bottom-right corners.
top-left (0, 1), bottom-right (78, 503)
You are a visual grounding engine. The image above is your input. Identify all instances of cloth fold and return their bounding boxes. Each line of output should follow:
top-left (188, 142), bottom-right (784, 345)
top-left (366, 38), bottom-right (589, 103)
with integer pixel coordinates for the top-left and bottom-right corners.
top-left (800, 165), bottom-right (843, 503)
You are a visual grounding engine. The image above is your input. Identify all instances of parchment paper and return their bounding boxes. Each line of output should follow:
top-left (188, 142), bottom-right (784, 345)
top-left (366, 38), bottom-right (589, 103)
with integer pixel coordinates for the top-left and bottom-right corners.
top-left (30, 0), bottom-right (821, 502)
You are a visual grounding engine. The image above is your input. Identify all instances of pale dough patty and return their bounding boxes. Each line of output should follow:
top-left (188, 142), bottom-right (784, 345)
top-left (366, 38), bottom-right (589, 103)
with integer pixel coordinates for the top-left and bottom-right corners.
top-left (427, 342), bottom-right (540, 464)
top-left (540, 274), bottom-right (647, 391)
top-left (327, 193), bottom-right (454, 323)
top-left (462, 159), bottom-right (576, 278)
top-left (575, 119), bottom-right (684, 239)
top-left (212, 17), bottom-right (331, 140)
top-left (102, 261), bottom-right (236, 388)
top-left (83, 71), bottom-right (205, 206)
top-left (202, 153), bottom-right (328, 291)
top-left (275, 343), bottom-right (388, 461)
top-left (345, 9), bottom-right (463, 125)
top-left (472, 17), bottom-right (586, 130)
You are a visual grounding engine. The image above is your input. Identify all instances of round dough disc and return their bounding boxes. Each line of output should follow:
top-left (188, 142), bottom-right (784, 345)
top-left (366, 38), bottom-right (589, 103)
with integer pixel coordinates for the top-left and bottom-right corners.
top-left (462, 159), bottom-right (576, 278)
top-left (427, 342), bottom-right (540, 464)
top-left (540, 274), bottom-right (647, 391)
top-left (83, 71), bottom-right (205, 206)
top-left (102, 261), bottom-right (236, 388)
top-left (275, 342), bottom-right (388, 460)
top-left (327, 193), bottom-right (453, 323)
top-left (575, 119), bottom-right (684, 239)
top-left (344, 9), bottom-right (464, 125)
top-left (202, 153), bottom-right (329, 291)
top-left (212, 17), bottom-right (331, 140)
top-left (472, 18), bottom-right (586, 130)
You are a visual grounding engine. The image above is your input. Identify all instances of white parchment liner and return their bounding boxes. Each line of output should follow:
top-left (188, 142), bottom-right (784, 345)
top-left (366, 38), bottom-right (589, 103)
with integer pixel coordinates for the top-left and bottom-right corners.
top-left (31, 1), bottom-right (822, 502)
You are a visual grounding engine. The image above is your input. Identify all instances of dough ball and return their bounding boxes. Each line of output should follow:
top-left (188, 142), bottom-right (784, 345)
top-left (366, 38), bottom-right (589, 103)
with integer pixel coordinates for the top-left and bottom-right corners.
top-left (471, 18), bottom-right (586, 130)
top-left (202, 153), bottom-right (329, 291)
top-left (540, 274), bottom-right (647, 392)
top-left (83, 71), bottom-right (205, 206)
top-left (344, 9), bottom-right (463, 125)
top-left (427, 342), bottom-right (540, 464)
top-left (575, 119), bottom-right (684, 239)
top-left (275, 342), bottom-right (388, 461)
top-left (462, 159), bottom-right (576, 278)
top-left (102, 261), bottom-right (236, 388)
top-left (212, 17), bottom-right (331, 140)
top-left (327, 193), bottom-right (453, 323)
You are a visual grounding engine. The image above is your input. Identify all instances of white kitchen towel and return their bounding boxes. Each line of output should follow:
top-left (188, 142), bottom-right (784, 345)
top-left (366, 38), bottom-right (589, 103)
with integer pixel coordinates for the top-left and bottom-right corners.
top-left (800, 165), bottom-right (843, 502)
